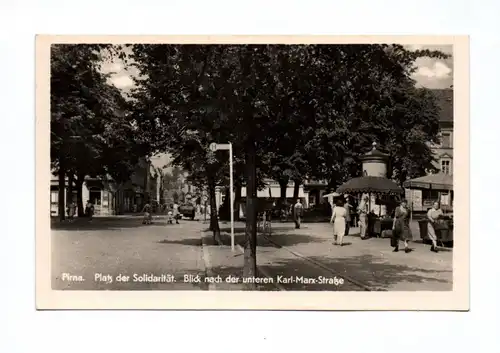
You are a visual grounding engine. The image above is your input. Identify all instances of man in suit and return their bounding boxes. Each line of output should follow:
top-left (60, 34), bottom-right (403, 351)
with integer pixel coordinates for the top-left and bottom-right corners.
top-left (344, 195), bottom-right (353, 236)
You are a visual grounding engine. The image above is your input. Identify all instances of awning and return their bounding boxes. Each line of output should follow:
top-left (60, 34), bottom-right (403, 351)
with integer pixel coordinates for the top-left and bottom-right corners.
top-left (403, 173), bottom-right (453, 191)
top-left (241, 184), bottom-right (305, 198)
top-left (336, 176), bottom-right (403, 195)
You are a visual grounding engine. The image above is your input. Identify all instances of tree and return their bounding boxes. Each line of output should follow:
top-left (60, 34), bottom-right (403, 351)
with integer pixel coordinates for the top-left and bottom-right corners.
top-left (51, 44), bottom-right (151, 220)
top-left (128, 44), bottom-right (448, 288)
top-left (51, 44), bottom-right (115, 220)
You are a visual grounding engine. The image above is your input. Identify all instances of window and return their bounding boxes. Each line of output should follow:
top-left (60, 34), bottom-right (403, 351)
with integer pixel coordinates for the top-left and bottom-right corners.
top-left (441, 160), bottom-right (451, 175)
top-left (51, 191), bottom-right (58, 204)
top-left (441, 132), bottom-right (452, 148)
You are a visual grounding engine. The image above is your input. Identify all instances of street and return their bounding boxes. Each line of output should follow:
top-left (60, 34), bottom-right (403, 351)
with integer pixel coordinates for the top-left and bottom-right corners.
top-left (51, 216), bottom-right (209, 290)
top-left (51, 216), bottom-right (452, 291)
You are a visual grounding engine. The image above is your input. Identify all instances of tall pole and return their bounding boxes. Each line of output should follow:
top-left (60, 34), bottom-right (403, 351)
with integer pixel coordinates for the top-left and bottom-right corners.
top-left (209, 142), bottom-right (235, 251)
top-left (229, 142), bottom-right (235, 252)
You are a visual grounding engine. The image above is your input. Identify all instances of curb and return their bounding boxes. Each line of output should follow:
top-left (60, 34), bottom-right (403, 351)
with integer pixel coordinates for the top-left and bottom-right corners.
top-left (202, 230), bottom-right (284, 291)
top-left (235, 243), bottom-right (286, 291)
top-left (200, 232), bottom-right (217, 291)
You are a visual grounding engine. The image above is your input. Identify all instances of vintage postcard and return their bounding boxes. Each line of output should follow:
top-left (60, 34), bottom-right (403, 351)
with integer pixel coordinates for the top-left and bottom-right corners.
top-left (36, 35), bottom-right (469, 310)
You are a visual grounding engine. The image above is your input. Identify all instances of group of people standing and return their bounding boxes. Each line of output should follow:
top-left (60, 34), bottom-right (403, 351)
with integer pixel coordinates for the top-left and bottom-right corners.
top-left (65, 200), bottom-right (94, 222)
top-left (142, 202), bottom-right (181, 225)
top-left (329, 195), bottom-right (445, 253)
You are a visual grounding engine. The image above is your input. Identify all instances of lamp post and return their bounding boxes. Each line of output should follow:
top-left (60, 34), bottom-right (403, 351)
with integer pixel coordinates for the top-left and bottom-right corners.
top-left (209, 142), bottom-right (234, 252)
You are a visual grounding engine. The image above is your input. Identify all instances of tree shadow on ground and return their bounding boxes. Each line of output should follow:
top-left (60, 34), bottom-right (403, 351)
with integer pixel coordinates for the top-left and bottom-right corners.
top-left (156, 231), bottom-right (320, 248)
top-left (51, 218), bottom-right (149, 231)
top-left (50, 217), bottom-right (201, 232)
top-left (209, 226), bottom-right (300, 233)
top-left (219, 231), bottom-right (322, 247)
top-left (284, 253), bottom-right (451, 291)
top-left (157, 238), bottom-right (204, 246)
top-left (197, 252), bottom-right (452, 292)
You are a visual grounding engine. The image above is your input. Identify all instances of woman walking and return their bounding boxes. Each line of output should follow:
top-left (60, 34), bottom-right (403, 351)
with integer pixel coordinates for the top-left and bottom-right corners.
top-left (330, 199), bottom-right (348, 246)
top-left (427, 201), bottom-right (443, 253)
top-left (391, 199), bottom-right (412, 253)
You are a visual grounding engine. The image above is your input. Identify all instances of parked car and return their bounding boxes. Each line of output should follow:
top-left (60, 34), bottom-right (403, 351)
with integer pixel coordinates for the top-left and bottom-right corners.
top-left (178, 203), bottom-right (196, 220)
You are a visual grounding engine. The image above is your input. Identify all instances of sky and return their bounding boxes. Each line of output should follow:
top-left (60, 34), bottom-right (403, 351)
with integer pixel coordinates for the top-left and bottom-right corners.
top-left (100, 44), bottom-right (453, 170)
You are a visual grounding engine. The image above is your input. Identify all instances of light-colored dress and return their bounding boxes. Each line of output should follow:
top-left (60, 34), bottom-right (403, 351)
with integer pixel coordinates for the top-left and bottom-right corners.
top-left (331, 206), bottom-right (347, 237)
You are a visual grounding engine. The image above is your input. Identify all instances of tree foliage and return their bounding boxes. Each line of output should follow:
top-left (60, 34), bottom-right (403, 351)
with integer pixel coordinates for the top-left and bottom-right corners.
top-left (128, 44), bottom-right (448, 284)
top-left (50, 44), bottom-right (151, 219)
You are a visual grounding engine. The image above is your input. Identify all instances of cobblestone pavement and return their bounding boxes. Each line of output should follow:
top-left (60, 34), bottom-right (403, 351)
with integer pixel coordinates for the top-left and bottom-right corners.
top-left (51, 217), bottom-right (453, 292)
top-left (51, 216), bottom-right (209, 290)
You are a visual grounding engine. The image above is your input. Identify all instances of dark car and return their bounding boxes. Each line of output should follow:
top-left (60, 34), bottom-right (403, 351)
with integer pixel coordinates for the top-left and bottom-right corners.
top-left (178, 203), bottom-right (196, 220)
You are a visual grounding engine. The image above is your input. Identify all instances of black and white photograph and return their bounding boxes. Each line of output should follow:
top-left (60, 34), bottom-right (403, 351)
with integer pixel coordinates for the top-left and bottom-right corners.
top-left (36, 35), bottom-right (469, 309)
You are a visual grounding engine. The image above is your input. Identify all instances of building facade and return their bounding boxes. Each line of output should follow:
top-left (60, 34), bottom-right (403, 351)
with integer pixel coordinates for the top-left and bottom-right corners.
top-left (50, 157), bottom-right (154, 217)
top-left (404, 88), bottom-right (454, 212)
top-left (429, 88), bottom-right (454, 175)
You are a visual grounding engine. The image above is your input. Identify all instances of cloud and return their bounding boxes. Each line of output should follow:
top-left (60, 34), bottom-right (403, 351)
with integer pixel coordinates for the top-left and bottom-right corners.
top-left (414, 60), bottom-right (452, 79)
top-left (408, 45), bottom-right (453, 89)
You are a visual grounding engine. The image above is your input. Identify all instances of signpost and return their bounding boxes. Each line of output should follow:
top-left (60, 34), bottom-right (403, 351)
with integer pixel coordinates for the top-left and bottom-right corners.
top-left (209, 142), bottom-right (235, 251)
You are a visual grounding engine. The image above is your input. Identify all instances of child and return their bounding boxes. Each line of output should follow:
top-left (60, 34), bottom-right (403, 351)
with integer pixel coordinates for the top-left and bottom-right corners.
top-left (166, 208), bottom-right (174, 224)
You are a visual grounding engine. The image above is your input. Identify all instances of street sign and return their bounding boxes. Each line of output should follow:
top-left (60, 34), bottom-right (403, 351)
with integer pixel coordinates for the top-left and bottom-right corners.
top-left (209, 142), bottom-right (231, 151)
top-left (215, 143), bottom-right (231, 150)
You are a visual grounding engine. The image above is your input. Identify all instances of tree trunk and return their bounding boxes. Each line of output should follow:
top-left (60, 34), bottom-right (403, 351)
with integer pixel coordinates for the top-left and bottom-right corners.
top-left (293, 179), bottom-right (301, 200)
top-left (243, 140), bottom-right (257, 289)
top-left (76, 174), bottom-right (84, 217)
top-left (279, 178), bottom-right (289, 202)
top-left (58, 167), bottom-right (66, 221)
top-left (234, 181), bottom-right (242, 221)
top-left (208, 176), bottom-right (221, 243)
top-left (67, 173), bottom-right (74, 204)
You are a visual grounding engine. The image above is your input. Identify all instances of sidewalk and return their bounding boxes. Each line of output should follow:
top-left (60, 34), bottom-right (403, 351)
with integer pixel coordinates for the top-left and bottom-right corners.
top-left (204, 221), bottom-right (452, 291)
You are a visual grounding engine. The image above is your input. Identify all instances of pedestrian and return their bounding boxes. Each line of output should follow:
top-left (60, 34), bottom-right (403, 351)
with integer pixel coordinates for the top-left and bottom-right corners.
top-left (427, 201), bottom-right (444, 253)
top-left (142, 202), bottom-right (152, 225)
top-left (292, 199), bottom-right (304, 229)
top-left (330, 198), bottom-right (348, 246)
top-left (67, 201), bottom-right (76, 222)
top-left (391, 199), bottom-right (412, 253)
top-left (358, 194), bottom-right (369, 239)
top-left (85, 200), bottom-right (94, 222)
top-left (173, 202), bottom-right (180, 224)
top-left (343, 195), bottom-right (353, 236)
top-left (166, 205), bottom-right (174, 224)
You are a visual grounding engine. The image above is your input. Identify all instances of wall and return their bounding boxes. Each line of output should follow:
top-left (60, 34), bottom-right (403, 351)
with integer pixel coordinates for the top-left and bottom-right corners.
top-left (362, 160), bottom-right (387, 177)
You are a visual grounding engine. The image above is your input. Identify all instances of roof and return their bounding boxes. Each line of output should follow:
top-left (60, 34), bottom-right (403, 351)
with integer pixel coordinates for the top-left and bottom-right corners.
top-left (431, 89), bottom-right (453, 123)
top-left (360, 142), bottom-right (389, 161)
top-left (403, 173), bottom-right (453, 191)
